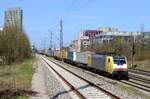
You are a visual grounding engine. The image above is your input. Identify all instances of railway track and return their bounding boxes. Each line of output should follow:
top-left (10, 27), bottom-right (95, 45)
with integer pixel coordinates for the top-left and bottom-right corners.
top-left (121, 72), bottom-right (150, 93)
top-left (129, 69), bottom-right (150, 76)
top-left (129, 75), bottom-right (150, 84)
top-left (120, 80), bottom-right (150, 92)
top-left (41, 55), bottom-right (120, 99)
top-left (125, 69), bottom-right (150, 92)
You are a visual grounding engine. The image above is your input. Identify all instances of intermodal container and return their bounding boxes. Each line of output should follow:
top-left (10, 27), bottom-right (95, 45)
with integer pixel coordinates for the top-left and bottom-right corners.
top-left (76, 51), bottom-right (93, 65)
top-left (62, 50), bottom-right (68, 59)
top-left (47, 50), bottom-right (54, 57)
top-left (67, 51), bottom-right (77, 61)
top-left (54, 50), bottom-right (61, 58)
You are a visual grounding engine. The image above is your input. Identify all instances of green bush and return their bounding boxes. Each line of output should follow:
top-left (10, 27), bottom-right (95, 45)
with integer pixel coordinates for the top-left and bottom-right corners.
top-left (0, 26), bottom-right (31, 65)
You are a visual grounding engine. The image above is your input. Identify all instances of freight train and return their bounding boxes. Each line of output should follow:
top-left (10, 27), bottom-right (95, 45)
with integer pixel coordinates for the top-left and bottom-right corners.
top-left (40, 49), bottom-right (128, 79)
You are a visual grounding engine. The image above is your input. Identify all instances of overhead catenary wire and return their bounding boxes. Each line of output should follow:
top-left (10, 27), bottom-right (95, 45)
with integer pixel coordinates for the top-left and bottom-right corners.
top-left (51, 0), bottom-right (78, 49)
top-left (53, 0), bottom-right (93, 28)
top-left (64, 0), bottom-right (92, 19)
top-left (60, 0), bottom-right (93, 28)
top-left (53, 0), bottom-right (92, 29)
top-left (53, 0), bottom-right (77, 27)
top-left (51, 0), bottom-right (66, 28)
top-left (49, 0), bottom-right (66, 49)
top-left (63, 0), bottom-right (77, 18)
top-left (51, 0), bottom-right (92, 48)
top-left (57, 0), bottom-right (76, 49)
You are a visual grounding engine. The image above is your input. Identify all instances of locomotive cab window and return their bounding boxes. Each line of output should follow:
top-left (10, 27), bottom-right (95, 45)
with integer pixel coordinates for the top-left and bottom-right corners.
top-left (113, 59), bottom-right (126, 64)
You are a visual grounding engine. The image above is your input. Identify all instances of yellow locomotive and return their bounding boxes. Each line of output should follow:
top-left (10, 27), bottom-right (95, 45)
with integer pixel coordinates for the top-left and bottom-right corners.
top-left (88, 54), bottom-right (128, 78)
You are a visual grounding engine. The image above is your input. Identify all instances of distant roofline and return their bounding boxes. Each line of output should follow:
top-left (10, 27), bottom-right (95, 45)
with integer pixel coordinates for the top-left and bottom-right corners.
top-left (144, 31), bottom-right (150, 33)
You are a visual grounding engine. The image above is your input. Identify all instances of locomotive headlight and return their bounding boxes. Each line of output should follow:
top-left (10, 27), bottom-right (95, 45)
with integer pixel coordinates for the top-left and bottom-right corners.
top-left (123, 64), bottom-right (127, 68)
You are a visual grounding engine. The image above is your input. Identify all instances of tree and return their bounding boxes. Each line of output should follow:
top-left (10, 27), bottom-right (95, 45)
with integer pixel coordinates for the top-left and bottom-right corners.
top-left (112, 37), bottom-right (126, 55)
top-left (0, 26), bottom-right (31, 65)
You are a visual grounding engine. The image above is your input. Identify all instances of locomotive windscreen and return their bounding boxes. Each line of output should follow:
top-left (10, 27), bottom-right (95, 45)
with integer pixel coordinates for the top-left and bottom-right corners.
top-left (113, 57), bottom-right (126, 65)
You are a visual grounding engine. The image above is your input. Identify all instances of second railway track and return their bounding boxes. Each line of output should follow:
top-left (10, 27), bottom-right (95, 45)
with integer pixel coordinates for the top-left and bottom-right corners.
top-left (45, 56), bottom-right (150, 94)
top-left (120, 74), bottom-right (150, 93)
top-left (129, 69), bottom-right (150, 77)
top-left (40, 55), bottom-right (120, 99)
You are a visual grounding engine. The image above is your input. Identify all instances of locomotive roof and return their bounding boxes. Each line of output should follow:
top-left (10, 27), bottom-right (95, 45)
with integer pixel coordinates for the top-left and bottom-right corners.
top-left (95, 52), bottom-right (116, 55)
top-left (113, 56), bottom-right (125, 59)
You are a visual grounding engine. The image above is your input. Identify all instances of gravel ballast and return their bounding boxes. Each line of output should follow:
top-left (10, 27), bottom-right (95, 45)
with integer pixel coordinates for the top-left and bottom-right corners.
top-left (42, 56), bottom-right (112, 99)
top-left (41, 56), bottom-right (72, 99)
top-left (31, 55), bottom-right (72, 99)
top-left (47, 57), bottom-right (150, 99)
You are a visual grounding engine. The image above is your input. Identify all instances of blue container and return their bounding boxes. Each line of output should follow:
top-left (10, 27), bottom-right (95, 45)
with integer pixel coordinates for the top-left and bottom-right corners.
top-left (67, 51), bottom-right (73, 61)
top-left (67, 51), bottom-right (77, 62)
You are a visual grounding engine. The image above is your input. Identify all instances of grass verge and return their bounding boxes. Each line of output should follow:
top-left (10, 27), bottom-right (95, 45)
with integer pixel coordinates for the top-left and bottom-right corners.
top-left (0, 56), bottom-right (36, 99)
top-left (128, 60), bottom-right (150, 71)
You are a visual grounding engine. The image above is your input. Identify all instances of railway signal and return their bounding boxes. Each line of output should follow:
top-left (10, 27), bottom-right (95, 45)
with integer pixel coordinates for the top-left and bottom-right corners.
top-left (132, 45), bottom-right (135, 55)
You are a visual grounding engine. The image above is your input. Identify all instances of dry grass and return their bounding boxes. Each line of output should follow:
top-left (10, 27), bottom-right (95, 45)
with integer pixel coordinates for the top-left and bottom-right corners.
top-left (128, 60), bottom-right (150, 71)
top-left (0, 56), bottom-right (36, 99)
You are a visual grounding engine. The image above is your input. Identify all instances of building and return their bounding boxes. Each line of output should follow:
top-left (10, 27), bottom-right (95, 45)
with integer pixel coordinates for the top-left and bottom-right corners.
top-left (144, 31), bottom-right (150, 39)
top-left (92, 29), bottom-right (141, 47)
top-left (83, 30), bottom-right (102, 39)
top-left (4, 7), bottom-right (23, 30)
top-left (71, 39), bottom-right (78, 51)
top-left (71, 27), bottom-right (142, 51)
top-left (71, 30), bottom-right (90, 52)
top-left (98, 27), bottom-right (118, 32)
top-left (143, 31), bottom-right (150, 45)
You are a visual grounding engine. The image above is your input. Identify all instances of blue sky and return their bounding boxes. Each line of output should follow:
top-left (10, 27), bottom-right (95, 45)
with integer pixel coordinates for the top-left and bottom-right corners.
top-left (0, 0), bottom-right (150, 49)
